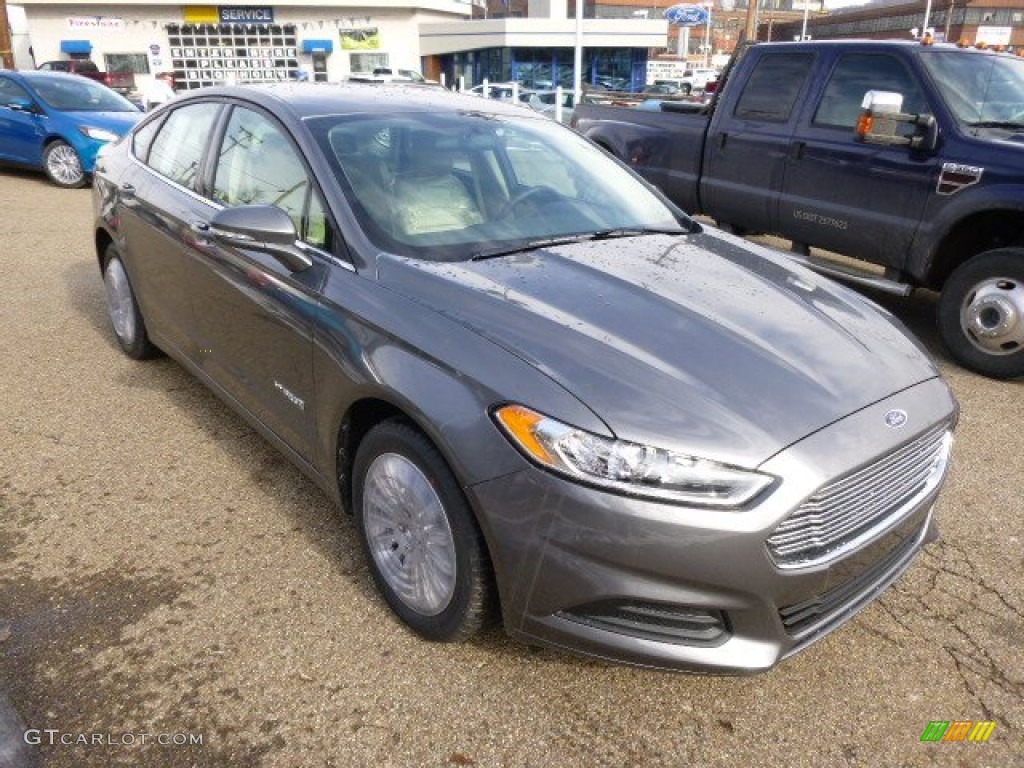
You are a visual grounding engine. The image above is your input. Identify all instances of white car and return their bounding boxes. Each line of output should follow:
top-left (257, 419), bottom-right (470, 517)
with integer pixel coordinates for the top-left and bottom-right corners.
top-left (469, 82), bottom-right (535, 105)
top-left (678, 67), bottom-right (718, 94)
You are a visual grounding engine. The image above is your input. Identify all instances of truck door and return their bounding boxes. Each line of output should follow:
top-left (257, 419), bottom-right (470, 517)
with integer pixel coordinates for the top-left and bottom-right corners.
top-left (701, 51), bottom-right (816, 234)
top-left (778, 52), bottom-right (939, 268)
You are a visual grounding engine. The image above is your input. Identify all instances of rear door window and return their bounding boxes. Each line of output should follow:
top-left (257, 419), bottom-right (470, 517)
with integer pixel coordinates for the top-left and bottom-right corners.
top-left (147, 102), bottom-right (221, 190)
top-left (733, 53), bottom-right (814, 122)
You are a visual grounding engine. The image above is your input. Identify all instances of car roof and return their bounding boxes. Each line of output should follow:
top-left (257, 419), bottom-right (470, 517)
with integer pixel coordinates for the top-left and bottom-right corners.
top-left (172, 82), bottom-right (534, 121)
top-left (6, 69), bottom-right (98, 85)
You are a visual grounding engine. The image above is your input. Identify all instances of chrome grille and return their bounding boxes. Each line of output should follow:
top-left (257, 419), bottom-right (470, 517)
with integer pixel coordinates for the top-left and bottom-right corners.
top-left (767, 424), bottom-right (951, 567)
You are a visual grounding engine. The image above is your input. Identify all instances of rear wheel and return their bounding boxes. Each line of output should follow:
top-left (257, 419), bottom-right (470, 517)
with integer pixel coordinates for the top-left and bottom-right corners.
top-left (43, 140), bottom-right (86, 188)
top-left (938, 247), bottom-right (1024, 379)
top-left (102, 246), bottom-right (158, 359)
top-left (353, 419), bottom-right (492, 641)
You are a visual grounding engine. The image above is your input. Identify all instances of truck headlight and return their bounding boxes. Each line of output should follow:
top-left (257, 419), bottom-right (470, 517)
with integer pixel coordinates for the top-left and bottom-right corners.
top-left (79, 126), bottom-right (119, 142)
top-left (493, 404), bottom-right (774, 508)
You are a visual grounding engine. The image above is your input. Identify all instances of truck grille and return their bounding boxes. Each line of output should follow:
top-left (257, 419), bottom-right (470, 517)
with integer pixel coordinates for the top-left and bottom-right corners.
top-left (767, 424), bottom-right (951, 568)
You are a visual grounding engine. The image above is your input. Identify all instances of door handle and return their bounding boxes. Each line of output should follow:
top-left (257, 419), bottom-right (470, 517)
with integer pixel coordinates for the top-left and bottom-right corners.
top-left (119, 183), bottom-right (135, 200)
top-left (790, 141), bottom-right (806, 161)
top-left (188, 220), bottom-right (212, 247)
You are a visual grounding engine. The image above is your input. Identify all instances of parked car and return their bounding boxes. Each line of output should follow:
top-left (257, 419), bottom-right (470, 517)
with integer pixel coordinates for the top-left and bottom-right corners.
top-left (469, 82), bottom-right (535, 104)
top-left (93, 83), bottom-right (956, 673)
top-left (0, 70), bottom-right (140, 187)
top-left (527, 89), bottom-right (576, 124)
top-left (37, 59), bottom-right (136, 95)
top-left (349, 68), bottom-right (437, 85)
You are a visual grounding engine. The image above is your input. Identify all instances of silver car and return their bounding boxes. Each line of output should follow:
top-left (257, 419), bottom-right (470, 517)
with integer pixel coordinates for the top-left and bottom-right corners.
top-left (93, 84), bottom-right (957, 672)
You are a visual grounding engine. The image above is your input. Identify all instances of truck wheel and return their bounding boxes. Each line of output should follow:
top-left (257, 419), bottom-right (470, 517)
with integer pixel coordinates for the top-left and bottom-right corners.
top-left (938, 248), bottom-right (1024, 379)
top-left (43, 140), bottom-right (86, 188)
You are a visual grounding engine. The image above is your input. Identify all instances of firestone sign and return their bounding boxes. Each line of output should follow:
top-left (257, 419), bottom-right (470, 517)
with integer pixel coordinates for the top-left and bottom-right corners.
top-left (219, 6), bottom-right (275, 23)
top-left (664, 4), bottom-right (709, 26)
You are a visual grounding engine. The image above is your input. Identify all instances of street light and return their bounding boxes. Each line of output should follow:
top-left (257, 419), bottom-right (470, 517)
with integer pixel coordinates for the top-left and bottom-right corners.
top-left (702, 1), bottom-right (713, 68)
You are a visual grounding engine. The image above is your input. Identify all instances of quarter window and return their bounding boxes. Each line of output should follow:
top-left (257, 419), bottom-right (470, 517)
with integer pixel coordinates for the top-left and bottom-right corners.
top-left (734, 53), bottom-right (814, 122)
top-left (147, 102), bottom-right (221, 190)
top-left (131, 118), bottom-right (162, 162)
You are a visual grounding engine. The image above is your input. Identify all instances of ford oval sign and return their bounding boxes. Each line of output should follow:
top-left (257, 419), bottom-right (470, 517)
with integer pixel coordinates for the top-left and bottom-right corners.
top-left (884, 409), bottom-right (909, 429)
top-left (665, 4), bottom-right (710, 26)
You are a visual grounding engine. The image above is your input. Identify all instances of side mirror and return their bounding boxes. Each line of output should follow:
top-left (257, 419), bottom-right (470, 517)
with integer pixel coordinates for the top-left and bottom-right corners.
top-left (855, 90), bottom-right (938, 152)
top-left (5, 99), bottom-right (39, 114)
top-left (208, 205), bottom-right (313, 273)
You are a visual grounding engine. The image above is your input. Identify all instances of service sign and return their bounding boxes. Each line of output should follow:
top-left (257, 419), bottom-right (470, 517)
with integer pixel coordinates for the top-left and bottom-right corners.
top-left (664, 4), bottom-right (709, 26)
top-left (219, 6), bottom-right (275, 23)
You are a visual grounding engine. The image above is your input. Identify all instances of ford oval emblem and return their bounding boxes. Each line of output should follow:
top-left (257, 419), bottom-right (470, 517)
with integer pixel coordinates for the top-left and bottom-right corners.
top-left (884, 409), bottom-right (908, 429)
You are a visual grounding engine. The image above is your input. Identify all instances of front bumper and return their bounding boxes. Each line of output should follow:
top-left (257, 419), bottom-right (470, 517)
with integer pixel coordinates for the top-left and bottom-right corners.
top-left (468, 377), bottom-right (956, 673)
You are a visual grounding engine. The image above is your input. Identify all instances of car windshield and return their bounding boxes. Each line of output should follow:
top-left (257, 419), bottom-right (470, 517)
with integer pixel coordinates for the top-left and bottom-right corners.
top-left (308, 110), bottom-right (687, 261)
top-left (919, 49), bottom-right (1024, 126)
top-left (22, 73), bottom-right (137, 112)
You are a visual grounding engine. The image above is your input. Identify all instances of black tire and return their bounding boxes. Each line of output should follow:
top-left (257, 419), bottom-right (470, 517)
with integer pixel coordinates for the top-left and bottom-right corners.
top-left (353, 419), bottom-right (493, 641)
top-left (937, 247), bottom-right (1024, 379)
top-left (42, 140), bottom-right (87, 188)
top-left (101, 245), bottom-right (158, 360)
top-left (715, 221), bottom-right (750, 237)
top-left (681, 83), bottom-right (693, 96)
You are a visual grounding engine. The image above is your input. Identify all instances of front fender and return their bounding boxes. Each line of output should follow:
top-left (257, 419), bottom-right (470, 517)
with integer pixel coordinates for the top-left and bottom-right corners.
top-left (908, 183), bottom-right (1024, 283)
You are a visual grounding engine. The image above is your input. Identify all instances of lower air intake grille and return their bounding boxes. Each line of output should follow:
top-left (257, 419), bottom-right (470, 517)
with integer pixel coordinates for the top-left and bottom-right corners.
top-left (558, 600), bottom-right (729, 646)
top-left (779, 530), bottom-right (919, 635)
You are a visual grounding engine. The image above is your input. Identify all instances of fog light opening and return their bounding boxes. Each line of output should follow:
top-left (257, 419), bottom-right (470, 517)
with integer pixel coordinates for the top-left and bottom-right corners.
top-left (558, 600), bottom-right (730, 647)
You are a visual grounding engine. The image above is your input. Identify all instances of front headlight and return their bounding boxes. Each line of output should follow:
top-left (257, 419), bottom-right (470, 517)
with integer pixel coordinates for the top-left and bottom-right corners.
top-left (79, 126), bottom-right (119, 142)
top-left (493, 404), bottom-right (774, 508)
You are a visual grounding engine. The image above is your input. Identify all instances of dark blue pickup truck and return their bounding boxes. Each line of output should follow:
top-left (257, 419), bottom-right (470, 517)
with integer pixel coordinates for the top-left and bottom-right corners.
top-left (572, 40), bottom-right (1024, 379)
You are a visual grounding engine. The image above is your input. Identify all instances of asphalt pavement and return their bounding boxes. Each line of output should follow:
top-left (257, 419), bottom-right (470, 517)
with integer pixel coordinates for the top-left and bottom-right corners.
top-left (1, 168), bottom-right (1021, 767)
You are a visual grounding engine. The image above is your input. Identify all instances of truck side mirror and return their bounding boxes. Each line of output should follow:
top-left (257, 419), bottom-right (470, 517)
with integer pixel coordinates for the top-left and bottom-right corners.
top-left (855, 90), bottom-right (938, 152)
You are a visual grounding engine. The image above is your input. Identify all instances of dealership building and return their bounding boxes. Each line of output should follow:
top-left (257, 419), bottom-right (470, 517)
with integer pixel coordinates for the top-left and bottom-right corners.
top-left (10, 0), bottom-right (666, 92)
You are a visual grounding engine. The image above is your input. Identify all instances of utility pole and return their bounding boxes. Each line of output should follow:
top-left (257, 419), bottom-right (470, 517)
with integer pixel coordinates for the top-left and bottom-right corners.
top-left (743, 0), bottom-right (759, 42)
top-left (0, 0), bottom-right (15, 70)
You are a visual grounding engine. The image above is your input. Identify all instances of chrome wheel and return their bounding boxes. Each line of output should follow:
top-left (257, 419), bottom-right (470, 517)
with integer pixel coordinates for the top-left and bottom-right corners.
top-left (45, 142), bottom-right (84, 187)
top-left (104, 257), bottom-right (137, 345)
top-left (362, 452), bottom-right (457, 616)
top-left (960, 276), bottom-right (1024, 355)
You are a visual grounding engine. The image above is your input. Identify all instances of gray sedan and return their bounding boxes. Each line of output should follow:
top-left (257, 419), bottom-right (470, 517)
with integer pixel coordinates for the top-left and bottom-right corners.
top-left (93, 83), bottom-right (957, 672)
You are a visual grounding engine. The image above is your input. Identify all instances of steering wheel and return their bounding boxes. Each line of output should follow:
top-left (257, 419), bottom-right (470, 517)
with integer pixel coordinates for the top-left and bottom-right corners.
top-left (497, 185), bottom-right (561, 219)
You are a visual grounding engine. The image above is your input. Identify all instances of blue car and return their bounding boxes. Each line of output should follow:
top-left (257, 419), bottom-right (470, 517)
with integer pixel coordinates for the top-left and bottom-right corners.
top-left (0, 70), bottom-right (140, 188)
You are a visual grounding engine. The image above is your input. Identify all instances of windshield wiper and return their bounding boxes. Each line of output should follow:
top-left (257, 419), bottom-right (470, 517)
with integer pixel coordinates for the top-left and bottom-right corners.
top-left (471, 227), bottom-right (687, 261)
top-left (966, 120), bottom-right (1024, 129)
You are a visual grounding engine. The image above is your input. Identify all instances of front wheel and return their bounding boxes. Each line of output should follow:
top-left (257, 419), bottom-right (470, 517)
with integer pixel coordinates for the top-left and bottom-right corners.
top-left (43, 140), bottom-right (86, 188)
top-left (353, 419), bottom-right (493, 641)
top-left (937, 247), bottom-right (1024, 379)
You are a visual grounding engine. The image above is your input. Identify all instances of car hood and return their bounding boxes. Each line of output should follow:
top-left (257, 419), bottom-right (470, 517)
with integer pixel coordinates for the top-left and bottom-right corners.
top-left (376, 229), bottom-right (940, 467)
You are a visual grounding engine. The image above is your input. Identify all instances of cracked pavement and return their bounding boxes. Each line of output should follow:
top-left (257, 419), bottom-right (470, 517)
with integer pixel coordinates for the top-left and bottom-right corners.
top-left (1, 170), bottom-right (1021, 767)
